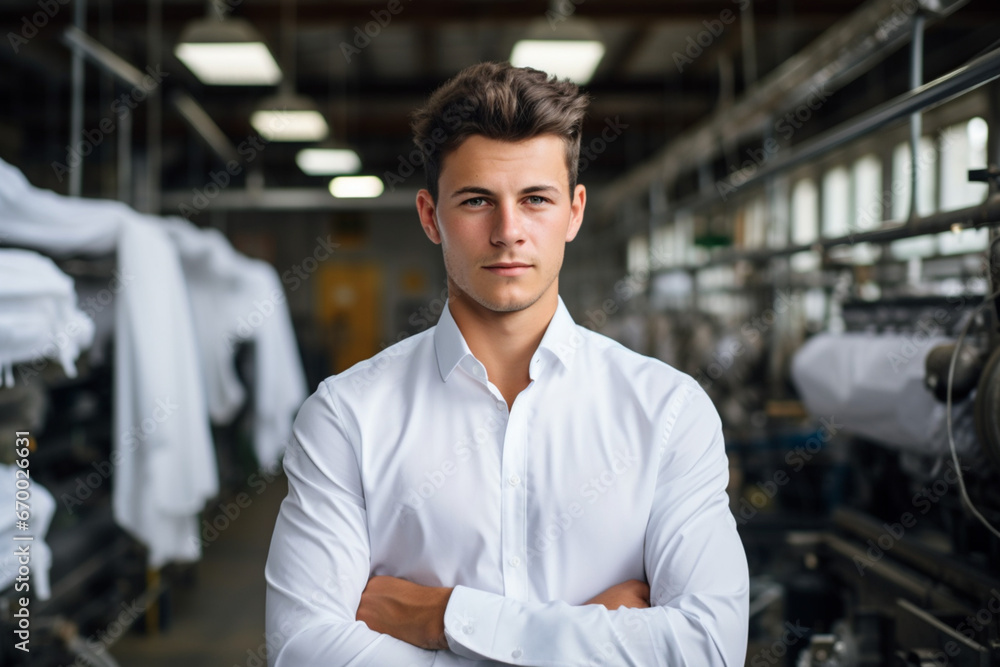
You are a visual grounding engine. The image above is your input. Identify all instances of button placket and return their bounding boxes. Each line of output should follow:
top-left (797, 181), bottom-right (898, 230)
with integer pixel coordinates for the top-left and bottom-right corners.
top-left (499, 383), bottom-right (529, 599)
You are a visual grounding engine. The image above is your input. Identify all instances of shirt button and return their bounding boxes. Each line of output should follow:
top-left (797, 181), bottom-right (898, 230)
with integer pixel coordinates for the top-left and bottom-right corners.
top-left (509, 556), bottom-right (520, 567)
top-left (512, 647), bottom-right (523, 659)
top-left (496, 400), bottom-right (505, 411)
top-left (463, 624), bottom-right (475, 635)
top-left (508, 474), bottom-right (520, 487)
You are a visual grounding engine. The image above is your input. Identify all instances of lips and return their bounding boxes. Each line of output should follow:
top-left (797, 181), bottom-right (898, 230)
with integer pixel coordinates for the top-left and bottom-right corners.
top-left (483, 262), bottom-right (532, 276)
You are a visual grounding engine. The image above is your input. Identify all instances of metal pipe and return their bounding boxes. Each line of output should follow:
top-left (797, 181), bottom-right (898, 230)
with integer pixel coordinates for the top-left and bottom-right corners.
top-left (822, 533), bottom-right (973, 614)
top-left (170, 91), bottom-right (240, 165)
top-left (740, 0), bottom-right (757, 88)
top-left (686, 193), bottom-right (1000, 269)
top-left (832, 507), bottom-right (1000, 604)
top-left (908, 12), bottom-right (925, 223)
top-left (61, 26), bottom-right (145, 88)
top-left (68, 0), bottom-right (86, 198)
top-left (714, 43), bottom-right (1000, 199)
top-left (117, 102), bottom-right (132, 204)
top-left (159, 187), bottom-right (420, 214)
top-left (988, 82), bottom-right (1000, 344)
top-left (146, 0), bottom-right (162, 214)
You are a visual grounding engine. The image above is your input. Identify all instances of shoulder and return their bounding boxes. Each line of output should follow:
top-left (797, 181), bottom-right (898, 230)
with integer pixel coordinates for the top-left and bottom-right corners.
top-left (570, 325), bottom-right (715, 439)
top-left (318, 326), bottom-right (435, 410)
top-left (576, 324), bottom-right (701, 396)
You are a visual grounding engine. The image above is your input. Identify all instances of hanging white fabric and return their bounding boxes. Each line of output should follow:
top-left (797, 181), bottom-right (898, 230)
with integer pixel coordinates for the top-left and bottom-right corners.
top-left (160, 217), bottom-right (306, 470)
top-left (0, 158), bottom-right (218, 568)
top-left (0, 249), bottom-right (95, 385)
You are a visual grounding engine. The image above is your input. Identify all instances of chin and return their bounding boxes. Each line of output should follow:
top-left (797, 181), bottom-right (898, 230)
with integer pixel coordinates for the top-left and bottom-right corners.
top-left (469, 287), bottom-right (541, 313)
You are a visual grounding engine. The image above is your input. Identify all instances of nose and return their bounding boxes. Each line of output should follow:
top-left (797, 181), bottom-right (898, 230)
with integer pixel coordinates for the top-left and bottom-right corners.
top-left (490, 201), bottom-right (526, 247)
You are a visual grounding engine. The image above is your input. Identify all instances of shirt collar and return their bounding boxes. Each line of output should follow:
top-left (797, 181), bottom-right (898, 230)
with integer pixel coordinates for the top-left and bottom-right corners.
top-left (434, 295), bottom-right (580, 383)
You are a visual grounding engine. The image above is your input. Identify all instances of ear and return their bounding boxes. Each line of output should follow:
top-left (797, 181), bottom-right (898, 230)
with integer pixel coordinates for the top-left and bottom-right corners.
top-left (565, 184), bottom-right (586, 242)
top-left (416, 189), bottom-right (442, 245)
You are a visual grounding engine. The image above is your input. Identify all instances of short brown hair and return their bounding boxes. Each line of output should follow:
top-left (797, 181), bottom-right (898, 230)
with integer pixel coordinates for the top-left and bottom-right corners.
top-left (410, 61), bottom-right (590, 202)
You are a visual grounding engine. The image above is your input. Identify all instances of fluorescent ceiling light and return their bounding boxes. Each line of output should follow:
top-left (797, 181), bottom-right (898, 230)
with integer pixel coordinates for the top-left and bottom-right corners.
top-left (251, 93), bottom-right (329, 142)
top-left (251, 109), bottom-right (328, 141)
top-left (175, 18), bottom-right (281, 86)
top-left (510, 40), bottom-right (605, 84)
top-left (176, 43), bottom-right (281, 85)
top-left (296, 148), bottom-right (361, 175)
top-left (329, 176), bottom-right (384, 198)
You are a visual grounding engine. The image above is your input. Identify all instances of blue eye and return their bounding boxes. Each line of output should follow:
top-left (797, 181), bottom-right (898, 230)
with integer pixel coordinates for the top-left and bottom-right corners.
top-left (527, 196), bottom-right (549, 205)
top-left (464, 197), bottom-right (487, 207)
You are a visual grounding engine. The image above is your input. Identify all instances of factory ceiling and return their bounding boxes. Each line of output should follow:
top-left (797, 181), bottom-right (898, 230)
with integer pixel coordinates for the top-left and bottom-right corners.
top-left (1, 0), bottom-right (998, 209)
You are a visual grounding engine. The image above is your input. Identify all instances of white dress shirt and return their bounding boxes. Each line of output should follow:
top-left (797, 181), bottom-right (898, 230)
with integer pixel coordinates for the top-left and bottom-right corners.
top-left (265, 295), bottom-right (749, 666)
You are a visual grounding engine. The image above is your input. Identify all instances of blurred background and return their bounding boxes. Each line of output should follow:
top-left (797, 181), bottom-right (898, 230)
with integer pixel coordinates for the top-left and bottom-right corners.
top-left (1, 0), bottom-right (1000, 665)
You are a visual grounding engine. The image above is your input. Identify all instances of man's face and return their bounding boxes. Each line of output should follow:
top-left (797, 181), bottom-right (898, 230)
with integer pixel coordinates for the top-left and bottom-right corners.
top-left (416, 133), bottom-right (586, 314)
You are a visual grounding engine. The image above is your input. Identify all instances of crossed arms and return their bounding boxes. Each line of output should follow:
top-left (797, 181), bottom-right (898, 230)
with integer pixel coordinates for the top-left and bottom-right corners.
top-left (355, 576), bottom-right (651, 650)
top-left (264, 380), bottom-right (749, 666)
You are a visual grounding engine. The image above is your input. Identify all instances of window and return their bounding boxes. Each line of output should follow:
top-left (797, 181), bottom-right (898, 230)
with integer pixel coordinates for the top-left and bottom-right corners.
top-left (821, 166), bottom-right (850, 238)
top-left (627, 233), bottom-right (649, 276)
top-left (791, 178), bottom-right (819, 272)
top-left (939, 117), bottom-right (989, 212)
top-left (938, 117), bottom-right (989, 254)
top-left (852, 154), bottom-right (883, 232)
top-left (650, 224), bottom-right (675, 270)
top-left (891, 137), bottom-right (936, 221)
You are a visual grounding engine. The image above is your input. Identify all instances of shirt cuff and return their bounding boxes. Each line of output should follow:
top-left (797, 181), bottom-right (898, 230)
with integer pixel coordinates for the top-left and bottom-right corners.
top-left (443, 585), bottom-right (512, 662)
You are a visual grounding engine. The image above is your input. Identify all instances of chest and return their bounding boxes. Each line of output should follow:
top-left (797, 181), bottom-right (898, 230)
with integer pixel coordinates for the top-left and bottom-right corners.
top-left (359, 394), bottom-right (660, 596)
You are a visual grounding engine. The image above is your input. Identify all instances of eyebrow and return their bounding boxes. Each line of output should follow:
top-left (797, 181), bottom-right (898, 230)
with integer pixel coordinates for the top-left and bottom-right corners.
top-left (449, 185), bottom-right (560, 199)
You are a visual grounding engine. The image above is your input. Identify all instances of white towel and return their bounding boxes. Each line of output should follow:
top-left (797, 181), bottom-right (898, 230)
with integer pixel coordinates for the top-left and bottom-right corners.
top-left (0, 463), bottom-right (56, 600)
top-left (0, 249), bottom-right (95, 385)
top-left (0, 158), bottom-right (218, 568)
top-left (160, 217), bottom-right (306, 470)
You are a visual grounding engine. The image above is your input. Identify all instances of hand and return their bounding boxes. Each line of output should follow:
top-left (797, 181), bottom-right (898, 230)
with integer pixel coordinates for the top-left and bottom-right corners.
top-left (356, 575), bottom-right (453, 650)
top-left (583, 579), bottom-right (651, 610)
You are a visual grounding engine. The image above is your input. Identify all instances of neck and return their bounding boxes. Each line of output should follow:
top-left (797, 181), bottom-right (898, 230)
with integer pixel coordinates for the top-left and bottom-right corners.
top-left (447, 281), bottom-right (558, 396)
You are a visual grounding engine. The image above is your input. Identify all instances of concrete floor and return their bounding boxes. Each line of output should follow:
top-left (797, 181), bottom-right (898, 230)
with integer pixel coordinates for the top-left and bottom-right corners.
top-left (109, 473), bottom-right (288, 667)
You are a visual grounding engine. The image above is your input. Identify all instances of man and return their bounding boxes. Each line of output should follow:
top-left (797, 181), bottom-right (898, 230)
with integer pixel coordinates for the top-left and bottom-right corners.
top-left (265, 61), bottom-right (749, 666)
